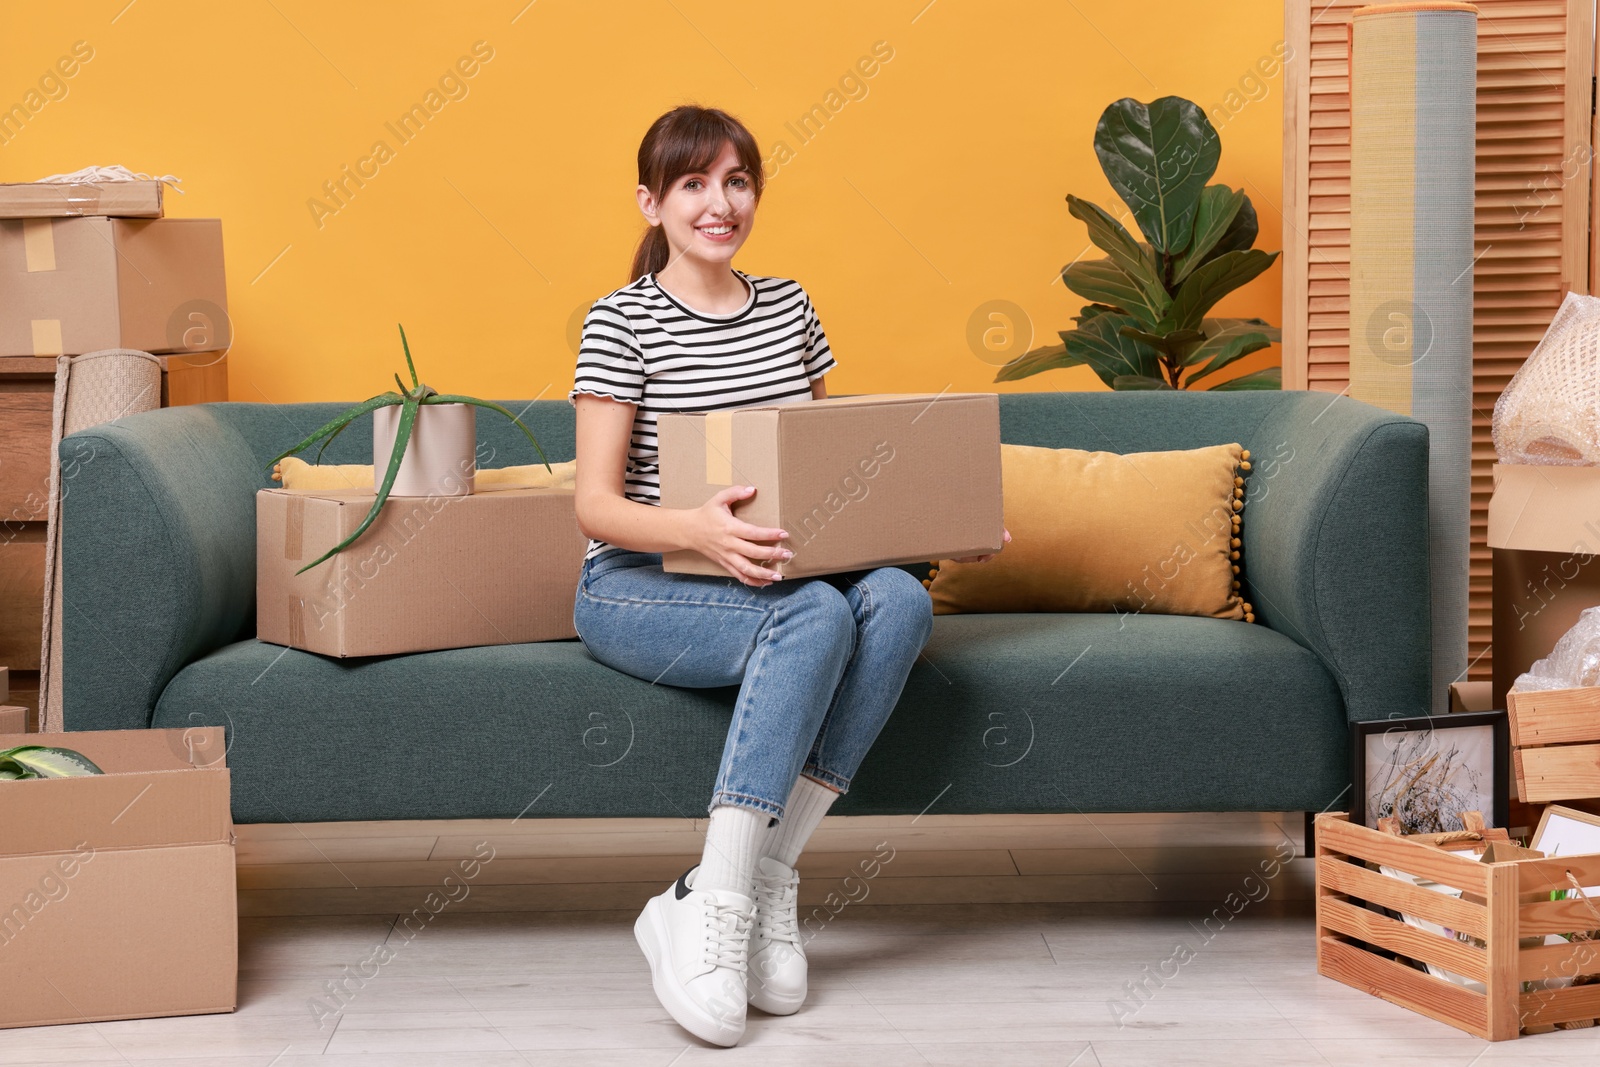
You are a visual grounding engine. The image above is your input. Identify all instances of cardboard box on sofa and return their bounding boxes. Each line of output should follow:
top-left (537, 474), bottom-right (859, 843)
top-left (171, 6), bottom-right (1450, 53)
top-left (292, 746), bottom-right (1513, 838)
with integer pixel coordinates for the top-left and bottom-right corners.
top-left (257, 485), bottom-right (587, 657)
top-left (658, 392), bottom-right (1004, 578)
top-left (1487, 463), bottom-right (1600, 710)
top-left (0, 216), bottom-right (229, 357)
top-left (0, 726), bottom-right (235, 1029)
top-left (0, 179), bottom-right (165, 219)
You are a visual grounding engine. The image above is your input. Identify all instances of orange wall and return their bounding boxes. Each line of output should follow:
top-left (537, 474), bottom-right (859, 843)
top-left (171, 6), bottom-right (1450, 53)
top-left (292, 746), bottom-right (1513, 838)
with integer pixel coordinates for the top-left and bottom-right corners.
top-left (2, 1), bottom-right (1288, 402)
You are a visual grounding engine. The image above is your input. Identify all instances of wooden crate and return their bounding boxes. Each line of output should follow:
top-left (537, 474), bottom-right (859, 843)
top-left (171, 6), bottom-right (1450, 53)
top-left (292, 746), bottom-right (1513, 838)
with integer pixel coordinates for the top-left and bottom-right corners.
top-left (1510, 687), bottom-right (1600, 804)
top-left (1315, 813), bottom-right (1600, 1040)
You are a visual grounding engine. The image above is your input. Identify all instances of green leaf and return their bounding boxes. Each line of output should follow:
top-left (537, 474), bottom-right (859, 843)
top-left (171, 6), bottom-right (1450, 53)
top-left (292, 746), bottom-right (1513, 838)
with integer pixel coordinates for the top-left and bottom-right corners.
top-left (1165, 249), bottom-right (1280, 333)
top-left (1112, 374), bottom-right (1174, 390)
top-left (1118, 325), bottom-right (1206, 360)
top-left (399, 324), bottom-right (420, 389)
top-left (1094, 96), bottom-right (1221, 254)
top-left (1065, 195), bottom-right (1165, 305)
top-left (1204, 194), bottom-right (1260, 265)
top-left (1065, 313), bottom-right (1163, 387)
top-left (1208, 366), bottom-right (1282, 391)
top-left (992, 342), bottom-right (1089, 383)
top-left (264, 393), bottom-right (404, 472)
top-left (1172, 185), bottom-right (1245, 284)
top-left (1072, 304), bottom-right (1120, 325)
top-left (425, 395), bottom-right (553, 472)
top-left (1061, 258), bottom-right (1169, 330)
top-left (295, 395), bottom-right (421, 575)
top-left (1182, 318), bottom-right (1281, 384)
top-left (313, 417), bottom-right (357, 466)
top-left (0, 745), bottom-right (104, 778)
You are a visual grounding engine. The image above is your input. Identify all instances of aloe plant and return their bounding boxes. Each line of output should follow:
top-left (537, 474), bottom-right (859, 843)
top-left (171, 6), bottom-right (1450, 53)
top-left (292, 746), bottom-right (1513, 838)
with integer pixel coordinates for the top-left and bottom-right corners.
top-left (266, 324), bottom-right (554, 575)
top-left (0, 746), bottom-right (104, 779)
top-left (997, 96), bottom-right (1282, 391)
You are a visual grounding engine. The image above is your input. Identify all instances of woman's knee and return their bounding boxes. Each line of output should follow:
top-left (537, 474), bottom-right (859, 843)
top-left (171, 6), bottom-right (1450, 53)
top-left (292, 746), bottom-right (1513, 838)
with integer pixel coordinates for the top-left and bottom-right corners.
top-left (864, 566), bottom-right (935, 644)
top-left (784, 578), bottom-right (858, 651)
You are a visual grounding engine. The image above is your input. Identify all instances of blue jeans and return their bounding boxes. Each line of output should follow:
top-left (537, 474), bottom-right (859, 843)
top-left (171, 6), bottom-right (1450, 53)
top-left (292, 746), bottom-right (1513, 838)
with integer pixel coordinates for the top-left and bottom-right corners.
top-left (573, 548), bottom-right (935, 820)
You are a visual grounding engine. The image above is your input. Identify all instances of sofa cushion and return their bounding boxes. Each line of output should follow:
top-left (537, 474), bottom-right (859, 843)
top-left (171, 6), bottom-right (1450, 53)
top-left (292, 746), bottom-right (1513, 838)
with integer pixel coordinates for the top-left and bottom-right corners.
top-left (153, 609), bottom-right (1349, 823)
top-left (928, 442), bottom-right (1250, 620)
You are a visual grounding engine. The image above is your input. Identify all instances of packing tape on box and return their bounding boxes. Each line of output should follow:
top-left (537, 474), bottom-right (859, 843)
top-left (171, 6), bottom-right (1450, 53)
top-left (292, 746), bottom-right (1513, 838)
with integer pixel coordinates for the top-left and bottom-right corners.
top-left (283, 494), bottom-right (305, 561)
top-left (705, 410), bottom-right (733, 486)
top-left (288, 596), bottom-right (307, 647)
top-left (31, 320), bottom-right (62, 357)
top-left (22, 219), bottom-right (55, 271)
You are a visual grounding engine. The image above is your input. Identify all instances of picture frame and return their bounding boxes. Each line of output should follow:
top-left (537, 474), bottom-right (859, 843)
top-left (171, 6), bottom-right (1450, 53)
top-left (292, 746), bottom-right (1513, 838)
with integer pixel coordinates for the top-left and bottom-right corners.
top-left (1532, 804), bottom-right (1600, 896)
top-left (1350, 711), bottom-right (1509, 831)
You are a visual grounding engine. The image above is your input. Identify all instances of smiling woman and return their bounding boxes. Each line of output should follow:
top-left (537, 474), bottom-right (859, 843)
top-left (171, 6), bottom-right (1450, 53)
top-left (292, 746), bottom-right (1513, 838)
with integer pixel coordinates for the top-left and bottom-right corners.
top-left (558, 104), bottom-right (986, 1047)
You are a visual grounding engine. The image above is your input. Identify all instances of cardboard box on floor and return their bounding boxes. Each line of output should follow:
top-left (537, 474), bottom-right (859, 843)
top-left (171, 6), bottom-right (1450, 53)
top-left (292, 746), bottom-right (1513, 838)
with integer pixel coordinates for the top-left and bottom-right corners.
top-left (1487, 463), bottom-right (1600, 709)
top-left (257, 485), bottom-right (588, 657)
top-left (0, 706), bottom-right (25, 733)
top-left (0, 179), bottom-right (166, 219)
top-left (658, 393), bottom-right (1004, 578)
top-left (0, 726), bottom-right (235, 1029)
top-left (0, 216), bottom-right (229, 357)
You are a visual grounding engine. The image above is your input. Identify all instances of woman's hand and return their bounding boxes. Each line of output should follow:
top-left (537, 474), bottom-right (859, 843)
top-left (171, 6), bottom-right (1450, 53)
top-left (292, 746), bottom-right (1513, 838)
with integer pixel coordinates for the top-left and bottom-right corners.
top-left (949, 527), bottom-right (1011, 565)
top-left (690, 484), bottom-right (791, 587)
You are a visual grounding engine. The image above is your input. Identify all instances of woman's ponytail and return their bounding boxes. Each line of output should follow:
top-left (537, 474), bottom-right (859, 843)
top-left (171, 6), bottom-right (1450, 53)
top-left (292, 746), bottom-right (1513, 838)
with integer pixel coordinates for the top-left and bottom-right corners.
top-left (629, 222), bottom-right (671, 284)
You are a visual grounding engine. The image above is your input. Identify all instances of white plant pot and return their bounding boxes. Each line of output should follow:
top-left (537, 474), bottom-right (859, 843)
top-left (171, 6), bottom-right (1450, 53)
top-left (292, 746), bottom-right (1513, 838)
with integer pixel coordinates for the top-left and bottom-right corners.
top-left (372, 402), bottom-right (476, 497)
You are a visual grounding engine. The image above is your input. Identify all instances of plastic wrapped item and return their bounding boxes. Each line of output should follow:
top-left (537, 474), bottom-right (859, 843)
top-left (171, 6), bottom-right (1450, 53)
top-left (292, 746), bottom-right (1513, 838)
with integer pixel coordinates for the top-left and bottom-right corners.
top-left (1512, 606), bottom-right (1600, 692)
top-left (1494, 291), bottom-right (1600, 465)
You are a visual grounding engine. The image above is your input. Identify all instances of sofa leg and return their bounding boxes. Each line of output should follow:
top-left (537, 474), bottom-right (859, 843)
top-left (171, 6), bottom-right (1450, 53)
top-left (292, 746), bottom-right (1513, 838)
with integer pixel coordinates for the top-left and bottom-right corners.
top-left (1303, 811), bottom-right (1315, 855)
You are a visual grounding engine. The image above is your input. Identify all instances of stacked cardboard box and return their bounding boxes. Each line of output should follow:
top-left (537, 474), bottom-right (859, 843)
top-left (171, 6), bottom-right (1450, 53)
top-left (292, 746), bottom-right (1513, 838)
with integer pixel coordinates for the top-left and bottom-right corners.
top-left (0, 666), bottom-right (20, 733)
top-left (0, 178), bottom-right (166, 218)
top-left (0, 176), bottom-right (229, 358)
top-left (257, 485), bottom-right (588, 657)
top-left (0, 726), bottom-right (236, 1028)
top-left (1487, 464), bottom-right (1600, 709)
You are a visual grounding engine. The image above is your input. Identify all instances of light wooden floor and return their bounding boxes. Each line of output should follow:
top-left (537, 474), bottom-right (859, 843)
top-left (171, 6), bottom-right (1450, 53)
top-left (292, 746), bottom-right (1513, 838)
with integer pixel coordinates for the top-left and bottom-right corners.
top-left (7, 813), bottom-right (1598, 1064)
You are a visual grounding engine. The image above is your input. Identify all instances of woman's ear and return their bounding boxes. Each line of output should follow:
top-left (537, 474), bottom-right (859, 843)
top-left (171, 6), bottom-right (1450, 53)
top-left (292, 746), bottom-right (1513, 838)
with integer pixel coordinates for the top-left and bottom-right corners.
top-left (636, 184), bottom-right (660, 225)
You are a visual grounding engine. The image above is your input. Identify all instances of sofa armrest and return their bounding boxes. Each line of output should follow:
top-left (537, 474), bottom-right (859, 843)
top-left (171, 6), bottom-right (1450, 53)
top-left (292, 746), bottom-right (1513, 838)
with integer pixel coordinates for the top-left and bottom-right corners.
top-left (60, 404), bottom-right (260, 731)
top-left (1243, 394), bottom-right (1431, 722)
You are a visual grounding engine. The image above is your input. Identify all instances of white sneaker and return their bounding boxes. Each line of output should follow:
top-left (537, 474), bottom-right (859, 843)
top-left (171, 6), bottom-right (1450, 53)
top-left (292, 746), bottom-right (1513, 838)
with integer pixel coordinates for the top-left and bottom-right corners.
top-left (634, 865), bottom-right (754, 1046)
top-left (747, 856), bottom-right (807, 1014)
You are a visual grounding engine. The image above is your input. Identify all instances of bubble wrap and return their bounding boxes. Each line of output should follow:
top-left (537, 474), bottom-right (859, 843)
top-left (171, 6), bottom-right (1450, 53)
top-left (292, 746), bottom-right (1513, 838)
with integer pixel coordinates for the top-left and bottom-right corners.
top-left (1494, 291), bottom-right (1600, 465)
top-left (1512, 606), bottom-right (1600, 693)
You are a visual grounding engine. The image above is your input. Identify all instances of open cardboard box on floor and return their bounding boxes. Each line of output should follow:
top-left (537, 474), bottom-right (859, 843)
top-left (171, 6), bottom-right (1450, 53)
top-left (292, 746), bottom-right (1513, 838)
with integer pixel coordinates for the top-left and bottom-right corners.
top-left (1487, 464), bottom-right (1600, 709)
top-left (0, 216), bottom-right (229, 357)
top-left (0, 726), bottom-right (235, 1029)
top-left (657, 393), bottom-right (1004, 578)
top-left (257, 485), bottom-right (588, 657)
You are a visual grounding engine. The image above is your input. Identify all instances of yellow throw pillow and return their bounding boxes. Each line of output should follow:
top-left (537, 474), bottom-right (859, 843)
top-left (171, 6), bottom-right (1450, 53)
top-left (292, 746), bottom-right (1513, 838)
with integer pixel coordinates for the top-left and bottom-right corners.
top-left (272, 455), bottom-right (576, 491)
top-left (927, 442), bottom-right (1254, 622)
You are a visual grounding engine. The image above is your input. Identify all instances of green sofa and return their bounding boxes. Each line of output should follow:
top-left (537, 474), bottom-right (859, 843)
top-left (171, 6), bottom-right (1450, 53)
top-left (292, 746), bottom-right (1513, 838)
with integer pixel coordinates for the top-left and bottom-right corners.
top-left (58, 391), bottom-right (1430, 824)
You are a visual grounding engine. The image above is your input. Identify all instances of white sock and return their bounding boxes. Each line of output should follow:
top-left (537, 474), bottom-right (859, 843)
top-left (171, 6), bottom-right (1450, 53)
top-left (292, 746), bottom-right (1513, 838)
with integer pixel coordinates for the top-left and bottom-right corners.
top-left (695, 804), bottom-right (768, 896)
top-left (762, 775), bottom-right (839, 868)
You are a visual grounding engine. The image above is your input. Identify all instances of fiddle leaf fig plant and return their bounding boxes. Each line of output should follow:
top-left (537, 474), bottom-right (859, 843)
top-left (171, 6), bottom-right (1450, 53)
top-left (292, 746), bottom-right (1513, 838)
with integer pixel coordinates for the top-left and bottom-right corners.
top-left (0, 745), bottom-right (104, 780)
top-left (997, 95), bottom-right (1283, 391)
top-left (265, 323), bottom-right (554, 575)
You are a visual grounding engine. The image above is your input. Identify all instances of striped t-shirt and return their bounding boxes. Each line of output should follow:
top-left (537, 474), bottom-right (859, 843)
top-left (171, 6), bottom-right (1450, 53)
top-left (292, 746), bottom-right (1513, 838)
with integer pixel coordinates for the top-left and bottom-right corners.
top-left (567, 269), bottom-right (837, 563)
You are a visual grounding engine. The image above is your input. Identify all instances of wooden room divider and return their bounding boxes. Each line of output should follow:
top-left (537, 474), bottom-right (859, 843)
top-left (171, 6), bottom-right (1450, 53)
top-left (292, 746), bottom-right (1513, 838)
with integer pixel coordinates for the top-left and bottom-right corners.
top-left (1281, 0), bottom-right (1596, 686)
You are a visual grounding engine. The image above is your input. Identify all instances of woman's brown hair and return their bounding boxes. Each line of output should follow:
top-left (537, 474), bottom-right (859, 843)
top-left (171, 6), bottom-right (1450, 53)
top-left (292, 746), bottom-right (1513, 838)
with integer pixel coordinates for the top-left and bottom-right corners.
top-left (630, 105), bottom-right (766, 284)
